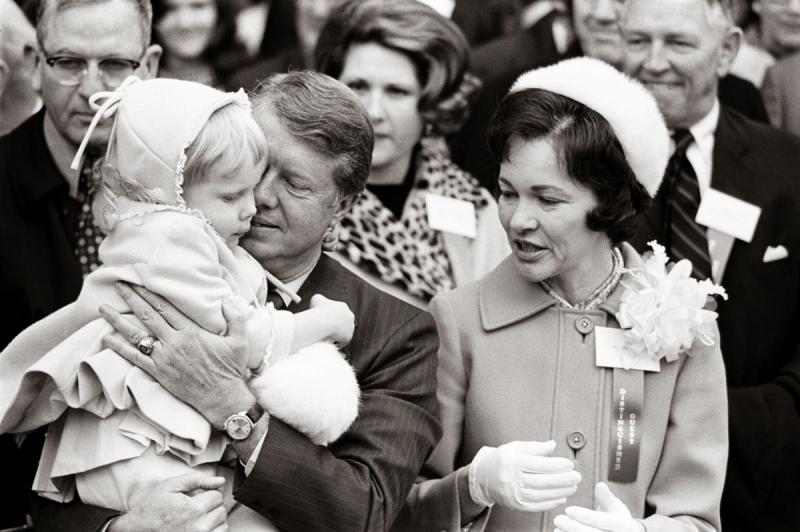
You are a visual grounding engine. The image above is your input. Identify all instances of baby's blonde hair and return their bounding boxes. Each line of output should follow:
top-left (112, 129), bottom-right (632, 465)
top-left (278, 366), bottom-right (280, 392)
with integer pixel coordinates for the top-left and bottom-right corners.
top-left (182, 102), bottom-right (268, 187)
top-left (95, 102), bottom-right (268, 229)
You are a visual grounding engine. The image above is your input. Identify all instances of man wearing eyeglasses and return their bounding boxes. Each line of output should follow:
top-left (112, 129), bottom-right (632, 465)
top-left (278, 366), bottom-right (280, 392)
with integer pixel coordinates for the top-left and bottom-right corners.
top-left (0, 0), bottom-right (160, 529)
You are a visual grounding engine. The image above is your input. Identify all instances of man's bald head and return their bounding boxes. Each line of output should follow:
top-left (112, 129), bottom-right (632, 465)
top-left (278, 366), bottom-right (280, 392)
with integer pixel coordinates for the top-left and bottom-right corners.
top-left (0, 0), bottom-right (39, 135)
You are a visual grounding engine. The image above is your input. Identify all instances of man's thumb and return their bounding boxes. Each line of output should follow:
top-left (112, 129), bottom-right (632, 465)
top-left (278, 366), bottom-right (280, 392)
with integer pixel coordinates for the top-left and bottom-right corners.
top-left (594, 482), bottom-right (624, 513)
top-left (169, 472), bottom-right (226, 493)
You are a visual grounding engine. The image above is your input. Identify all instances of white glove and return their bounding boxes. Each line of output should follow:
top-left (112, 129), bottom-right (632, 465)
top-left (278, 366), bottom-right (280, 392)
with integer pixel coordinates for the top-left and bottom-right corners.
top-left (468, 440), bottom-right (581, 512)
top-left (553, 482), bottom-right (645, 532)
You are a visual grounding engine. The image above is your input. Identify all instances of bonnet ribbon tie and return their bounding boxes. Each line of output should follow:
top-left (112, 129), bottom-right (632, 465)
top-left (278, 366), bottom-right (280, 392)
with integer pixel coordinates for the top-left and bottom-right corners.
top-left (70, 75), bottom-right (142, 171)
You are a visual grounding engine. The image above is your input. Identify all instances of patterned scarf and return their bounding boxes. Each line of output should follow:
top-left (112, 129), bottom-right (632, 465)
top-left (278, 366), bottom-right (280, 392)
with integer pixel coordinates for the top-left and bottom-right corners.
top-left (338, 138), bottom-right (489, 301)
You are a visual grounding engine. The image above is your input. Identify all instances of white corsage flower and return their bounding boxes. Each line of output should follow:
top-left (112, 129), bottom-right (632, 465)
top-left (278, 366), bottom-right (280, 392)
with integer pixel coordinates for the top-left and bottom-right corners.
top-left (616, 241), bottom-right (728, 366)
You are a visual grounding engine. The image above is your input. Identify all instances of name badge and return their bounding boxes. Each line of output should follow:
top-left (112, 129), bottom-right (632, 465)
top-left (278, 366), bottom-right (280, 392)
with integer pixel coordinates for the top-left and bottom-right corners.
top-left (595, 327), bottom-right (660, 372)
top-left (425, 193), bottom-right (477, 238)
top-left (695, 188), bottom-right (761, 243)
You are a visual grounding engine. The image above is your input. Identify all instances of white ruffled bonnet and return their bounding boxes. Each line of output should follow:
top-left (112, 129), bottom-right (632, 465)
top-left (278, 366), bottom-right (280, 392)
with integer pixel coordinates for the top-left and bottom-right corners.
top-left (509, 57), bottom-right (669, 197)
top-left (71, 76), bottom-right (252, 205)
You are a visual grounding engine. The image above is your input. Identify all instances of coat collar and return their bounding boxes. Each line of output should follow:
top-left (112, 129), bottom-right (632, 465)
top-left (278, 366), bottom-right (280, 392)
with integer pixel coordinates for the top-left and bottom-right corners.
top-left (479, 242), bottom-right (643, 331)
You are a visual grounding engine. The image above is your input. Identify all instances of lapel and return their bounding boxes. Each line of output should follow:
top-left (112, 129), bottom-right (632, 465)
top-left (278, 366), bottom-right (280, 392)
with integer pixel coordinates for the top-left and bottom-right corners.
top-left (708, 107), bottom-right (755, 282)
top-left (479, 244), bottom-right (643, 332)
top-left (479, 257), bottom-right (555, 331)
top-left (290, 253), bottom-right (357, 314)
top-left (710, 107), bottom-right (752, 204)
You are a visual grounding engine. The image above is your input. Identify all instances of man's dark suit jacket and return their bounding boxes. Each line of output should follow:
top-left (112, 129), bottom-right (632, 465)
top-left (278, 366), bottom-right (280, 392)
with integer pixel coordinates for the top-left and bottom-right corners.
top-left (28, 253), bottom-right (442, 532)
top-left (630, 106), bottom-right (800, 532)
top-left (0, 110), bottom-right (85, 529)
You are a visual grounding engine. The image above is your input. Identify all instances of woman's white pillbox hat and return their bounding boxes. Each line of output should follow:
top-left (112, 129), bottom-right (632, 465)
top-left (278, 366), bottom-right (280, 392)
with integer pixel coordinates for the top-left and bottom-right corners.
top-left (509, 57), bottom-right (670, 198)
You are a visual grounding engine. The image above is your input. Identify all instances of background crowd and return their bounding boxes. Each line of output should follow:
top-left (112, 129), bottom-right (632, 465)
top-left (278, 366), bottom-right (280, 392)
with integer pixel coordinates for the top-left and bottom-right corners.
top-left (1, 0), bottom-right (799, 531)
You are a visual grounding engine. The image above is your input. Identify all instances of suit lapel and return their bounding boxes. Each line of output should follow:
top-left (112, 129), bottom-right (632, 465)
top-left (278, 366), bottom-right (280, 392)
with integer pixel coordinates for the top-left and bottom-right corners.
top-left (291, 254), bottom-right (346, 312)
top-left (708, 107), bottom-right (756, 282)
top-left (711, 107), bottom-right (752, 201)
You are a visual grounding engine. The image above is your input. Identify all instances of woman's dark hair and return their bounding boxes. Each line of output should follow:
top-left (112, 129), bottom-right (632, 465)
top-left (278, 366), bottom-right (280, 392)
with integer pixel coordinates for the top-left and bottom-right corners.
top-left (314, 0), bottom-right (480, 136)
top-left (152, 0), bottom-right (248, 81)
top-left (487, 88), bottom-right (650, 244)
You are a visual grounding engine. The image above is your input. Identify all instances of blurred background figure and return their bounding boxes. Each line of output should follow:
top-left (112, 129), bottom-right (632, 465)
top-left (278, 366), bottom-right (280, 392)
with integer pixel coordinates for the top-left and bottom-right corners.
top-left (571, 0), bottom-right (621, 65)
top-left (731, 0), bottom-right (800, 86)
top-left (762, 48), bottom-right (800, 135)
top-left (153, 0), bottom-right (249, 87)
top-left (228, 0), bottom-right (338, 90)
top-left (315, 0), bottom-right (509, 308)
top-left (229, 0), bottom-right (532, 91)
top-left (0, 0), bottom-right (39, 136)
top-left (451, 0), bottom-right (570, 189)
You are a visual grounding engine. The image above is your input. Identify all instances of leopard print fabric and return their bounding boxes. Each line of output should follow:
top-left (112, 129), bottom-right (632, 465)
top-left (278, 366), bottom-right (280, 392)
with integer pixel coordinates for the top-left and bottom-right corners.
top-left (338, 138), bottom-right (490, 301)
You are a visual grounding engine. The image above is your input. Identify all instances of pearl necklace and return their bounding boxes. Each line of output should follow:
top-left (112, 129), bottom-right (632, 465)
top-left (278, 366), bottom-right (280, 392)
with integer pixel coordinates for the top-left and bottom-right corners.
top-left (540, 247), bottom-right (624, 311)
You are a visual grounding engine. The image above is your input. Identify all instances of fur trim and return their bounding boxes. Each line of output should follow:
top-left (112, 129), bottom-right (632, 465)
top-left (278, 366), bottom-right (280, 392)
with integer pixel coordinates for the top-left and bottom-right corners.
top-left (248, 342), bottom-right (360, 446)
top-left (510, 57), bottom-right (669, 197)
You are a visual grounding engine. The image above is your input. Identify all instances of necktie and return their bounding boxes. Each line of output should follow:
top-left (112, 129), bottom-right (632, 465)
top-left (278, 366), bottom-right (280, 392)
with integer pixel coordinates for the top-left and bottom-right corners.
top-left (74, 155), bottom-right (104, 278)
top-left (266, 288), bottom-right (286, 310)
top-left (666, 129), bottom-right (712, 280)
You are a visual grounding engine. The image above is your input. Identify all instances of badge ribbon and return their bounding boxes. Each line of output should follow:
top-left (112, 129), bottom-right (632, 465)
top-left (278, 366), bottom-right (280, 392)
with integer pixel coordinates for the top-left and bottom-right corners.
top-left (607, 368), bottom-right (643, 483)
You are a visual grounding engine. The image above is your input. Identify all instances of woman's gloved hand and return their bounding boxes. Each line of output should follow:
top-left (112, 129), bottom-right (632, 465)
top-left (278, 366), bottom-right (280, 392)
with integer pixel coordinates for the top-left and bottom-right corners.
top-left (468, 440), bottom-right (581, 512)
top-left (553, 482), bottom-right (645, 532)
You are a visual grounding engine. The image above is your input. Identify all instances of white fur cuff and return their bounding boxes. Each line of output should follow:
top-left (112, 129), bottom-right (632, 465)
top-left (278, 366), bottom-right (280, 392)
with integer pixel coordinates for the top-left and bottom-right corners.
top-left (248, 342), bottom-right (360, 446)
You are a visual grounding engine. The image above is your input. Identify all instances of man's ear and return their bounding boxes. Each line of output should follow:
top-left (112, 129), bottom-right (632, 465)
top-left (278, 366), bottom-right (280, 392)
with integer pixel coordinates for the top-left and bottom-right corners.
top-left (139, 43), bottom-right (162, 80)
top-left (31, 50), bottom-right (42, 92)
top-left (717, 25), bottom-right (742, 78)
top-left (21, 42), bottom-right (37, 76)
top-left (332, 193), bottom-right (359, 222)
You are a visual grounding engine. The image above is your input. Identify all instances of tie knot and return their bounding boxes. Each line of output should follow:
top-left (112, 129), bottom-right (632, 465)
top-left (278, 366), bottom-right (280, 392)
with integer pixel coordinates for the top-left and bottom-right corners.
top-left (671, 129), bottom-right (694, 154)
top-left (266, 288), bottom-right (286, 310)
top-left (79, 153), bottom-right (102, 193)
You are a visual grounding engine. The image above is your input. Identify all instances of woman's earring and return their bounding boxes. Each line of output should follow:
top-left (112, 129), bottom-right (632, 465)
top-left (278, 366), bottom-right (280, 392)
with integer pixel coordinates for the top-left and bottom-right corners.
top-left (322, 223), bottom-right (340, 252)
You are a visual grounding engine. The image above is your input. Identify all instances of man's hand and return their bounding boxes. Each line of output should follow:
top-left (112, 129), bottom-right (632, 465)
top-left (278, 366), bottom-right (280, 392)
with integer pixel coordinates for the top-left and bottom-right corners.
top-left (109, 473), bottom-right (228, 532)
top-left (553, 482), bottom-right (645, 532)
top-left (100, 282), bottom-right (257, 429)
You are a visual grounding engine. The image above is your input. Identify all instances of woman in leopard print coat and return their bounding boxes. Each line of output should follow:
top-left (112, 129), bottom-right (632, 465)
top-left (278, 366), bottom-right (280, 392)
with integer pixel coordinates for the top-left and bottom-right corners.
top-left (315, 0), bottom-right (510, 308)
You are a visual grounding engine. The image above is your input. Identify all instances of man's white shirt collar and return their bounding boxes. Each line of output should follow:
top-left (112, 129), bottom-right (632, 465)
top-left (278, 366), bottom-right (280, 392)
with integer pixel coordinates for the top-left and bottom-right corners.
top-left (680, 99), bottom-right (720, 196)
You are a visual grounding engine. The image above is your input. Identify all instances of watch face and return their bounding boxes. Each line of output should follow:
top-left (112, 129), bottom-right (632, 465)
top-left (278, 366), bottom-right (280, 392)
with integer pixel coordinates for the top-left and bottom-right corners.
top-left (226, 414), bottom-right (253, 440)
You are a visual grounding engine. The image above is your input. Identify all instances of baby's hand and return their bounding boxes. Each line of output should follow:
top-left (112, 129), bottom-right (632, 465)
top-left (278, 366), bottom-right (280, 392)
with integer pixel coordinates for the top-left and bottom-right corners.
top-left (310, 294), bottom-right (355, 347)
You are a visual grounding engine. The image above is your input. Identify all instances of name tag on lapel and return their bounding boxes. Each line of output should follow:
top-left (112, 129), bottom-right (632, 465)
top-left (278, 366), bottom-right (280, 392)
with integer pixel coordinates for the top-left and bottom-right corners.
top-left (695, 188), bottom-right (761, 243)
top-left (425, 193), bottom-right (477, 238)
top-left (595, 327), bottom-right (661, 372)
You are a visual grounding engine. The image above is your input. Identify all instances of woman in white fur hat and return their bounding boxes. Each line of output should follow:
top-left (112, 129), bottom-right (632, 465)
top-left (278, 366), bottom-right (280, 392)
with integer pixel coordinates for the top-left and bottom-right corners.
top-left (394, 57), bottom-right (729, 532)
top-left (0, 77), bottom-right (360, 528)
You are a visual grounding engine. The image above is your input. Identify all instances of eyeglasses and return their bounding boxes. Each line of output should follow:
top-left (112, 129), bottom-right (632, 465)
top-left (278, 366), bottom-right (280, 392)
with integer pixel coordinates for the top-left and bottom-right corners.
top-left (40, 46), bottom-right (144, 87)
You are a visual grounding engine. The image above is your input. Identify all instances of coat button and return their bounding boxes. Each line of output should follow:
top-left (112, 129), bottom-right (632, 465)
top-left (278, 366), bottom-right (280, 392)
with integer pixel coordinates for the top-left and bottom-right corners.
top-left (567, 431), bottom-right (586, 450)
top-left (575, 316), bottom-right (594, 334)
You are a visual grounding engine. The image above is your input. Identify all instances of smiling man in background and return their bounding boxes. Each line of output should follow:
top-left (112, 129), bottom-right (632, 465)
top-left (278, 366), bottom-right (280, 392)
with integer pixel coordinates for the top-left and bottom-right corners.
top-left (621, 0), bottom-right (800, 530)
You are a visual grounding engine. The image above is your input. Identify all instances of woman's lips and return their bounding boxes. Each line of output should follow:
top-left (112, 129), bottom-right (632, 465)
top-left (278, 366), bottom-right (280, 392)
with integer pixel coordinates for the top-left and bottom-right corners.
top-left (513, 240), bottom-right (548, 260)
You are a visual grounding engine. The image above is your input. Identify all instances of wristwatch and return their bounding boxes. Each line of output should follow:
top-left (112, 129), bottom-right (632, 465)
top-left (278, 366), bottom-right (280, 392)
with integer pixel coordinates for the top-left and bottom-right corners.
top-left (223, 403), bottom-right (264, 441)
